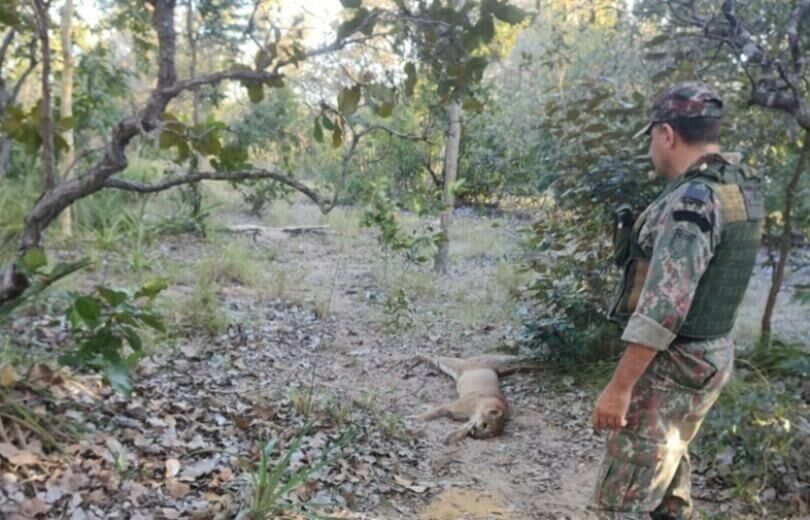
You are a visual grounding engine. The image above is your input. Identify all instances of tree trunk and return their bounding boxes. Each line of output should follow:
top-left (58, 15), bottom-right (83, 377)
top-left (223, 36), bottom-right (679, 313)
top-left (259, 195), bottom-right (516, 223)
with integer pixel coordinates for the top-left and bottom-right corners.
top-left (760, 131), bottom-right (810, 346)
top-left (433, 98), bottom-right (462, 275)
top-left (0, 0), bottom-right (178, 305)
top-left (249, 196), bottom-right (266, 218)
top-left (33, 0), bottom-right (55, 191)
top-left (185, 0), bottom-right (202, 217)
top-left (57, 0), bottom-right (75, 237)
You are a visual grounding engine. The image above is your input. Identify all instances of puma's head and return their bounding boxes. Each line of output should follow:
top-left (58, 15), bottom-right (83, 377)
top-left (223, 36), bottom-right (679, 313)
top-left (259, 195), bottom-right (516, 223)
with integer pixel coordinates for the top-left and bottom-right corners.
top-left (470, 398), bottom-right (508, 438)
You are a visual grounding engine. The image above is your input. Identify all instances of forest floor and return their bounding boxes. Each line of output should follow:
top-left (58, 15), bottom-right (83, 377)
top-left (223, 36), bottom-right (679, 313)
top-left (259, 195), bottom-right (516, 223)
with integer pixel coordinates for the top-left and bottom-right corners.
top-left (1, 191), bottom-right (808, 520)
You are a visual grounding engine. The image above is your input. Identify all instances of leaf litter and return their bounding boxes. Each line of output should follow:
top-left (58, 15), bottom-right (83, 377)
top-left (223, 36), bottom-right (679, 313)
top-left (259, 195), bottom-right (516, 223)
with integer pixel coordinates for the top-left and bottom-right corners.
top-left (0, 211), bottom-right (779, 519)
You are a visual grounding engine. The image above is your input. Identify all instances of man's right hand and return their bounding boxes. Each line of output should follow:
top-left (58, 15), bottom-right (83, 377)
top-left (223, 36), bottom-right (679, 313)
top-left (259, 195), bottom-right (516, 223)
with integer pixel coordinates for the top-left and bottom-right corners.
top-left (591, 382), bottom-right (631, 430)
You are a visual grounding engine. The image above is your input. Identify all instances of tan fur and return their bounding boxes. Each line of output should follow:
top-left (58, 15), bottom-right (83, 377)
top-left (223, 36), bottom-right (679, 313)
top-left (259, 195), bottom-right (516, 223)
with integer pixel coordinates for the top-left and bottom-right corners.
top-left (413, 355), bottom-right (509, 444)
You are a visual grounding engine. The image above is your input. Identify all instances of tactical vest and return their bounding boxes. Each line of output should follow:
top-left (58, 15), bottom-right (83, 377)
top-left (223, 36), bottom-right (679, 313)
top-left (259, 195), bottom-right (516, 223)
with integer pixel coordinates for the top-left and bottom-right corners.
top-left (609, 155), bottom-right (765, 339)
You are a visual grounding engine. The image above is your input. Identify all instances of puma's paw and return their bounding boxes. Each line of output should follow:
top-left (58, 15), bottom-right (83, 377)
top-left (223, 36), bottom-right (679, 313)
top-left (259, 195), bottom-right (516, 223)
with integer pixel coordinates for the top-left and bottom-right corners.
top-left (443, 427), bottom-right (469, 445)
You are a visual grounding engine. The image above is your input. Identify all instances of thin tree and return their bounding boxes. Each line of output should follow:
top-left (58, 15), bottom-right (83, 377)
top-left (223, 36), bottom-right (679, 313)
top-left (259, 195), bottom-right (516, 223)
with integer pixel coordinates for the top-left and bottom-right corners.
top-left (32, 0), bottom-right (55, 191)
top-left (57, 0), bottom-right (75, 237)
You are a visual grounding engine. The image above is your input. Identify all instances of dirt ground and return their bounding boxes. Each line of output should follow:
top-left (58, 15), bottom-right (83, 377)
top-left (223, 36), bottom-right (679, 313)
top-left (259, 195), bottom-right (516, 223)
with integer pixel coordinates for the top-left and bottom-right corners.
top-left (1, 197), bottom-right (807, 519)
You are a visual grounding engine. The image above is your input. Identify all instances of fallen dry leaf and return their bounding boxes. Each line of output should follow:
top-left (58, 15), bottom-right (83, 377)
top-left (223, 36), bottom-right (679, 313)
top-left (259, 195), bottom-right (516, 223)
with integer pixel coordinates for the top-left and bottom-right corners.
top-left (180, 344), bottom-right (200, 358)
top-left (166, 478), bottom-right (191, 498)
top-left (179, 457), bottom-right (219, 481)
top-left (19, 496), bottom-right (50, 516)
top-left (393, 474), bottom-right (431, 494)
top-left (0, 442), bottom-right (40, 466)
top-left (165, 458), bottom-right (181, 478)
top-left (26, 363), bottom-right (63, 386)
top-left (161, 507), bottom-right (181, 519)
top-left (0, 364), bottom-right (20, 387)
top-left (217, 467), bottom-right (233, 482)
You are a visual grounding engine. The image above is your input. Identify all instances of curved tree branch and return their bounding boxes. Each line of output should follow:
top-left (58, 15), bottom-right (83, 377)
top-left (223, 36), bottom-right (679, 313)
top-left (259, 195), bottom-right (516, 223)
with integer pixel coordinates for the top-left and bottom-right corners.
top-left (0, 0), bottom-right (391, 305)
top-left (163, 30), bottom-right (387, 100)
top-left (103, 169), bottom-right (331, 211)
top-left (18, 0), bottom-right (179, 251)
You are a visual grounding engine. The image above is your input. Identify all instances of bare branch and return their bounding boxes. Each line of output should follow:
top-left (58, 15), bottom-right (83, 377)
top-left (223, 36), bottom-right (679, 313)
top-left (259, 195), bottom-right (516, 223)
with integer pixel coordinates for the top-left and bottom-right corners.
top-left (9, 39), bottom-right (37, 105)
top-left (424, 155), bottom-right (443, 190)
top-left (163, 31), bottom-right (387, 100)
top-left (63, 146), bottom-right (105, 178)
top-left (103, 169), bottom-right (332, 211)
top-left (0, 30), bottom-right (14, 68)
top-left (662, 0), bottom-right (810, 130)
top-left (163, 69), bottom-right (283, 98)
top-left (361, 124), bottom-right (432, 143)
top-left (271, 30), bottom-right (386, 73)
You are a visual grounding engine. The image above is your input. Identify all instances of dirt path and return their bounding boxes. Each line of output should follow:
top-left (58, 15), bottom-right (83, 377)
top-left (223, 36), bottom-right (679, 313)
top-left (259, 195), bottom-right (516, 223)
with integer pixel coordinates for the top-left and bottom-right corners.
top-left (215, 206), bottom-right (606, 519)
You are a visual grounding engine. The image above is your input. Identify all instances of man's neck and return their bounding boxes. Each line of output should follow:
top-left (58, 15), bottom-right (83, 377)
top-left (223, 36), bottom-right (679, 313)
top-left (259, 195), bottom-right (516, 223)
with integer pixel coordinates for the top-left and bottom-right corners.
top-left (664, 144), bottom-right (721, 182)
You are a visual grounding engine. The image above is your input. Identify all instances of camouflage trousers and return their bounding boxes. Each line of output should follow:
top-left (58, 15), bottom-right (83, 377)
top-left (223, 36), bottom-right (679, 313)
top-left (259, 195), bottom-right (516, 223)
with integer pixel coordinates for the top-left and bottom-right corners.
top-left (592, 337), bottom-right (735, 520)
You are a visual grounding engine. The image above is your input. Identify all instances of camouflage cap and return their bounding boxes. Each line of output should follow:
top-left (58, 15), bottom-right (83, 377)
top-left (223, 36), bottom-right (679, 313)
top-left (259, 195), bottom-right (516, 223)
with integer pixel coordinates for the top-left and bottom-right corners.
top-left (633, 82), bottom-right (724, 139)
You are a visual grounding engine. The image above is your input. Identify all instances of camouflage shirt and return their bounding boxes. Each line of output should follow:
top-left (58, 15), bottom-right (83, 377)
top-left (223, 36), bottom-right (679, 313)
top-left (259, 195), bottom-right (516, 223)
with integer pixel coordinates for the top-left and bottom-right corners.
top-left (620, 177), bottom-right (724, 351)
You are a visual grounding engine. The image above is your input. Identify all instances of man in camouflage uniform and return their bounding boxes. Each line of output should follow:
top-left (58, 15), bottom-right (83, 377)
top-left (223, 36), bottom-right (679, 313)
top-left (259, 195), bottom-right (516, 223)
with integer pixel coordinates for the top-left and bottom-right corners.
top-left (590, 82), bottom-right (765, 519)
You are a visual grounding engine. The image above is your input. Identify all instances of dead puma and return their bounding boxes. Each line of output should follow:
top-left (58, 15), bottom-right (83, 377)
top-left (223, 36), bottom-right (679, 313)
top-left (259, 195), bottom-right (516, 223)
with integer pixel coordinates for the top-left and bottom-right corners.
top-left (413, 355), bottom-right (509, 444)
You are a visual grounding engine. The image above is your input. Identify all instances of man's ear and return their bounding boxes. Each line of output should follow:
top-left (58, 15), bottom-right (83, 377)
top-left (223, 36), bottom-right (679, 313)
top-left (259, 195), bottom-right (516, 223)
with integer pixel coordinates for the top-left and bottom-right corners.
top-left (661, 123), bottom-right (677, 148)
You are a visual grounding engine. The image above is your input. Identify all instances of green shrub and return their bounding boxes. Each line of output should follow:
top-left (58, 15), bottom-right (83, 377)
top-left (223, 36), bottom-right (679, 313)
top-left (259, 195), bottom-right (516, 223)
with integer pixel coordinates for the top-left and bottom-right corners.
top-left (695, 345), bottom-right (809, 515)
top-left (60, 278), bottom-right (167, 395)
top-left (523, 206), bottom-right (624, 369)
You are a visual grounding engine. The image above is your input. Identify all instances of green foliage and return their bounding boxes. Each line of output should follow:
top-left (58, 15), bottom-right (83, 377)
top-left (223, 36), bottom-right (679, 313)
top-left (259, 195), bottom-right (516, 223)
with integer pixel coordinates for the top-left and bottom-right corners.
top-left (73, 44), bottom-right (134, 140)
top-left (76, 187), bottom-right (165, 274)
top-left (795, 285), bottom-right (810, 306)
top-left (158, 113), bottom-right (231, 167)
top-left (524, 204), bottom-right (624, 367)
top-left (0, 251), bottom-right (89, 323)
top-left (523, 82), bottom-right (657, 368)
top-left (745, 340), bottom-right (810, 380)
top-left (382, 288), bottom-right (414, 333)
top-left (0, 176), bottom-right (40, 257)
top-left (695, 343), bottom-right (810, 513)
top-left (230, 88), bottom-right (301, 214)
top-left (534, 82), bottom-right (656, 212)
top-left (183, 273), bottom-right (229, 336)
top-left (459, 90), bottom-right (554, 203)
top-left (175, 245), bottom-right (263, 335)
top-left (361, 183), bottom-right (443, 264)
top-left (312, 0), bottom-right (530, 146)
top-left (1, 102), bottom-right (72, 156)
top-left (388, 0), bottom-right (528, 103)
top-left (244, 423), bottom-right (357, 519)
top-left (59, 279), bottom-right (167, 395)
top-left (0, 0), bottom-right (21, 27)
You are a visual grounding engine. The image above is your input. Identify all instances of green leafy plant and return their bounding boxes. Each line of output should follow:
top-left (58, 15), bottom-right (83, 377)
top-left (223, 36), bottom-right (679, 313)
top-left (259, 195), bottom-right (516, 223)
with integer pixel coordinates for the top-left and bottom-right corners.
top-left (695, 353), bottom-right (809, 514)
top-left (382, 288), bottom-right (414, 333)
top-left (361, 183), bottom-right (443, 265)
top-left (243, 423), bottom-right (357, 520)
top-left (0, 249), bottom-right (89, 322)
top-left (60, 279), bottom-right (168, 395)
top-left (523, 206), bottom-right (624, 369)
top-left (794, 284), bottom-right (810, 306)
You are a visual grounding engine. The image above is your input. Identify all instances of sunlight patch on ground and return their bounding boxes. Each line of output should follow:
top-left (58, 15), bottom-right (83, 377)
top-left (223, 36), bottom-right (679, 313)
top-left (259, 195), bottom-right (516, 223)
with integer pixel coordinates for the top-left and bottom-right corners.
top-left (420, 488), bottom-right (515, 520)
